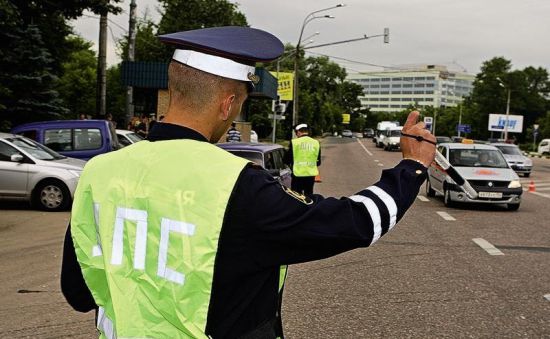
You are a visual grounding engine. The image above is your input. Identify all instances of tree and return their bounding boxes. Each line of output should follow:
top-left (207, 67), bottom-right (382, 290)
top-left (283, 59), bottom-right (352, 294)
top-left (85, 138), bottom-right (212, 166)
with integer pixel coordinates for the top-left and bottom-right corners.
top-left (57, 36), bottom-right (97, 118)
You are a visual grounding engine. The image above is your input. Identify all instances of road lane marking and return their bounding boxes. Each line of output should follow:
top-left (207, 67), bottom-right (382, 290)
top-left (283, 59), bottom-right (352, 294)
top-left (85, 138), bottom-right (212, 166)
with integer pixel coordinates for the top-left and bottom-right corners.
top-left (417, 195), bottom-right (429, 202)
top-left (356, 139), bottom-right (373, 156)
top-left (530, 191), bottom-right (550, 198)
top-left (374, 159), bottom-right (379, 162)
top-left (436, 211), bottom-right (455, 221)
top-left (472, 238), bottom-right (504, 256)
top-left (378, 163), bottom-right (384, 167)
top-left (544, 294), bottom-right (550, 302)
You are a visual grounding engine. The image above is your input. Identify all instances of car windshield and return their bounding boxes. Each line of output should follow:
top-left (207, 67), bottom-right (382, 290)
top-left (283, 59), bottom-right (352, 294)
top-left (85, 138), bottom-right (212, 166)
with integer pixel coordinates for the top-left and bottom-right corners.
top-left (389, 130), bottom-right (401, 137)
top-left (125, 132), bottom-right (144, 143)
top-left (496, 145), bottom-right (522, 156)
top-left (6, 137), bottom-right (65, 160)
top-left (449, 148), bottom-right (509, 168)
top-left (226, 150), bottom-right (263, 166)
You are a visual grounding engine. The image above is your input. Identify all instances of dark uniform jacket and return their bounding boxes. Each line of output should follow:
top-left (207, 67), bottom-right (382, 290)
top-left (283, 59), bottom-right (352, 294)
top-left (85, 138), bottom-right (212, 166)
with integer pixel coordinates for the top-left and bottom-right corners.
top-left (61, 122), bottom-right (427, 338)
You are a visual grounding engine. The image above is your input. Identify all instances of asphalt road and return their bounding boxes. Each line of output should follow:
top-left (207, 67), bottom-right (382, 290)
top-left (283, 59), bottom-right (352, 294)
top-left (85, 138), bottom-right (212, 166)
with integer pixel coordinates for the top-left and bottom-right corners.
top-left (0, 137), bottom-right (549, 338)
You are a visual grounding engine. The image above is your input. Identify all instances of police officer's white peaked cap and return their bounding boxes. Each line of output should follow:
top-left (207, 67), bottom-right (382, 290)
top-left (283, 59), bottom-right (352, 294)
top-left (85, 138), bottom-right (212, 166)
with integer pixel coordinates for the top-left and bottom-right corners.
top-left (295, 124), bottom-right (308, 131)
top-left (158, 26), bottom-right (284, 84)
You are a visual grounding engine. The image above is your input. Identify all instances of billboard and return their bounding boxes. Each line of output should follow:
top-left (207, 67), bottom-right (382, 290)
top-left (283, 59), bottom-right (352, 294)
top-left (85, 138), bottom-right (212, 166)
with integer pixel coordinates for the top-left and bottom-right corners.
top-left (488, 114), bottom-right (523, 133)
top-left (342, 113), bottom-right (351, 125)
top-left (269, 71), bottom-right (294, 101)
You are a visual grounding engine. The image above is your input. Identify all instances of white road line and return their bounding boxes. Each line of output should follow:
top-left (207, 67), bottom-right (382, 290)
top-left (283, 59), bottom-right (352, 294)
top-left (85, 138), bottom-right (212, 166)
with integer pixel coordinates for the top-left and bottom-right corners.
top-left (544, 294), bottom-right (550, 302)
top-left (356, 139), bottom-right (373, 156)
top-left (378, 163), bottom-right (384, 167)
top-left (436, 211), bottom-right (456, 221)
top-left (472, 238), bottom-right (505, 256)
top-left (374, 159), bottom-right (379, 162)
top-left (530, 191), bottom-right (550, 198)
top-left (417, 195), bottom-right (429, 202)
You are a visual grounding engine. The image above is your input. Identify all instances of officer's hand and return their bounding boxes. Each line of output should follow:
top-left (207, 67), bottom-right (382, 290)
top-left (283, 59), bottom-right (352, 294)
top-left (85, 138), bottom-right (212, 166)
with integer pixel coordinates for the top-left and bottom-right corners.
top-left (400, 111), bottom-right (436, 168)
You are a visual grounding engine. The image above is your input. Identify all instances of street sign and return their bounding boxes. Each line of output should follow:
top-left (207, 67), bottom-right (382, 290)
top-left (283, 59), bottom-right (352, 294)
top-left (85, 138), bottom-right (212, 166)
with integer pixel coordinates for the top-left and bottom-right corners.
top-left (423, 117), bottom-right (433, 132)
top-left (488, 114), bottom-right (523, 133)
top-left (533, 124), bottom-right (539, 131)
top-left (457, 124), bottom-right (471, 133)
top-left (268, 114), bottom-right (285, 120)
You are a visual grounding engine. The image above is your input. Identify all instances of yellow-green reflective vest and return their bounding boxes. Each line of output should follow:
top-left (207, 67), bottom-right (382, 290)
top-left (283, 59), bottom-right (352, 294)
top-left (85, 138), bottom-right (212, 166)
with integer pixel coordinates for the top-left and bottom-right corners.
top-left (71, 139), bottom-right (250, 338)
top-left (292, 136), bottom-right (320, 177)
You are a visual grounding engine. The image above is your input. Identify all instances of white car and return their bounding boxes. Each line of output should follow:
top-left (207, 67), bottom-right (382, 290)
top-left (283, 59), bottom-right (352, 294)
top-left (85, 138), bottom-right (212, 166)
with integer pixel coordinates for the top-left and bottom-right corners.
top-left (342, 129), bottom-right (353, 138)
top-left (250, 130), bottom-right (258, 143)
top-left (0, 133), bottom-right (86, 211)
top-left (426, 142), bottom-right (522, 211)
top-left (538, 139), bottom-right (550, 155)
top-left (491, 143), bottom-right (532, 177)
top-left (116, 129), bottom-right (144, 147)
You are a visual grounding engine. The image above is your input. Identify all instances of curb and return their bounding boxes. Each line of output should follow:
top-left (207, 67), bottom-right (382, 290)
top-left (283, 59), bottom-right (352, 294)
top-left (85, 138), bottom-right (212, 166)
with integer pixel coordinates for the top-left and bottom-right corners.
top-left (527, 153), bottom-right (550, 159)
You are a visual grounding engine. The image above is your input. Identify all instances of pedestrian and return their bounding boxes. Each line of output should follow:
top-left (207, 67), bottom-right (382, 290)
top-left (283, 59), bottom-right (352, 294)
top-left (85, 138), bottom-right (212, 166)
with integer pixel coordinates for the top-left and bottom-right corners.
top-left (136, 115), bottom-right (148, 138)
top-left (226, 122), bottom-right (241, 142)
top-left (285, 123), bottom-right (321, 196)
top-left (61, 26), bottom-right (436, 339)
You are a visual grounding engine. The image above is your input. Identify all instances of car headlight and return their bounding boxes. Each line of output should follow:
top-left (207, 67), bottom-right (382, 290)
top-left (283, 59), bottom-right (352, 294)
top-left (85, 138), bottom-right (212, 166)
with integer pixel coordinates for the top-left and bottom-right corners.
top-left (508, 180), bottom-right (521, 188)
top-left (68, 169), bottom-right (82, 178)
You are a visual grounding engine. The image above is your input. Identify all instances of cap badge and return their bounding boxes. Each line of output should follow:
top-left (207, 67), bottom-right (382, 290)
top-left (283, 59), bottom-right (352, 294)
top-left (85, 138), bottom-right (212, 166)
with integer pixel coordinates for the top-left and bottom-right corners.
top-left (247, 72), bottom-right (260, 84)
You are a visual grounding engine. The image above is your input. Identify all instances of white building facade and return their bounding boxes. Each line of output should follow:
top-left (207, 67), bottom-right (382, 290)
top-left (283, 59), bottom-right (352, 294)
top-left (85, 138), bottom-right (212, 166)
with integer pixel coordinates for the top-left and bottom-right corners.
top-left (347, 65), bottom-right (475, 113)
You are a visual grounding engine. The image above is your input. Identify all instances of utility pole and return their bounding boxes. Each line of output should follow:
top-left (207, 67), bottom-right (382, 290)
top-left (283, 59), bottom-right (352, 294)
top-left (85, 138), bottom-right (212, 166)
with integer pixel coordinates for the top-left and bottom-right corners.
top-left (125, 0), bottom-right (137, 125)
top-left (504, 88), bottom-right (511, 141)
top-left (96, 11), bottom-right (108, 117)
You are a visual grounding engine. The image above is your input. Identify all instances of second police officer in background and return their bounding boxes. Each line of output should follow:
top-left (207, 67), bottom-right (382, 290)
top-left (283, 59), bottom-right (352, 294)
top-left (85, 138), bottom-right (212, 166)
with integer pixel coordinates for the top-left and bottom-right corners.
top-left (61, 26), bottom-right (436, 338)
top-left (284, 123), bottom-right (321, 196)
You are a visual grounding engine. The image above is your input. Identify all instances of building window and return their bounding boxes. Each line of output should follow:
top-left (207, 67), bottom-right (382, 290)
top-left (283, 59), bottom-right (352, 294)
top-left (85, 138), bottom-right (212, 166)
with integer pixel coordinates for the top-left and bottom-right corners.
top-left (380, 91), bottom-right (389, 94)
top-left (392, 84), bottom-right (402, 88)
top-left (403, 84), bottom-right (412, 88)
top-left (393, 77), bottom-right (403, 81)
top-left (381, 78), bottom-right (391, 81)
top-left (414, 83), bottom-right (425, 87)
top-left (381, 84), bottom-right (390, 88)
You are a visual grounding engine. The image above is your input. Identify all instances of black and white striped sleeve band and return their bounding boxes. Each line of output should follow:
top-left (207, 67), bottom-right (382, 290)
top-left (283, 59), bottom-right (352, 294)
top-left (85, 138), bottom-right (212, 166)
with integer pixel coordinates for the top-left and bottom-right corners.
top-left (349, 185), bottom-right (398, 246)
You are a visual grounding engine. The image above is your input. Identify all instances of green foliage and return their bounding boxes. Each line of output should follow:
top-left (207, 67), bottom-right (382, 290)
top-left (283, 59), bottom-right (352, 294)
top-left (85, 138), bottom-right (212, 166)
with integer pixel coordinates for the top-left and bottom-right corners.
top-left (536, 111), bottom-right (550, 140)
top-left (119, 0), bottom-right (248, 62)
top-left (56, 36), bottom-right (97, 118)
top-left (106, 64), bottom-right (127, 125)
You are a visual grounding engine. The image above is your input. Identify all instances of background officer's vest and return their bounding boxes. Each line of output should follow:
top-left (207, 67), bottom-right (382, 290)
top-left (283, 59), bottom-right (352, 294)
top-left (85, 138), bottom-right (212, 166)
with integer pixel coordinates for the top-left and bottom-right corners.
top-left (292, 136), bottom-right (320, 177)
top-left (71, 139), bottom-right (249, 338)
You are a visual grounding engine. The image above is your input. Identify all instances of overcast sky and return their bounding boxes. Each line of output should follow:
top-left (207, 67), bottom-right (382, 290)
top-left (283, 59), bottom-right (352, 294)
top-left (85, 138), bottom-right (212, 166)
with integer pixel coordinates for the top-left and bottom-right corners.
top-left (72, 0), bottom-right (550, 75)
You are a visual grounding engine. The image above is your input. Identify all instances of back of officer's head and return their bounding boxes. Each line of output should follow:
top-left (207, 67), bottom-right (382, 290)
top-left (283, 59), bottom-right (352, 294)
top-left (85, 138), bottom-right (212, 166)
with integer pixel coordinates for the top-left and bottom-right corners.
top-left (167, 62), bottom-right (246, 114)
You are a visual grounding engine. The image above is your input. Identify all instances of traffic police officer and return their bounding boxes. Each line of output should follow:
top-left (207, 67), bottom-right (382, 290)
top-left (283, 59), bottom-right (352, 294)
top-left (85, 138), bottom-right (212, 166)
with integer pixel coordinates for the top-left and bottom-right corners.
top-left (61, 26), bottom-right (436, 338)
top-left (285, 123), bottom-right (321, 195)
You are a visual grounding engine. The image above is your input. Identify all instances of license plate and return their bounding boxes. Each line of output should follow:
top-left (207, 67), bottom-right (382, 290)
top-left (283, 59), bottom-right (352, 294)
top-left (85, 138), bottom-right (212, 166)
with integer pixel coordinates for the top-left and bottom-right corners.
top-left (479, 192), bottom-right (502, 198)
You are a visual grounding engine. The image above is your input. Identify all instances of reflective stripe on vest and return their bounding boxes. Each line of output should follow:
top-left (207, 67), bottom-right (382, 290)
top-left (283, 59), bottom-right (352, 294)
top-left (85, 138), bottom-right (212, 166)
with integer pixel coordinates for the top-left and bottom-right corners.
top-left (71, 139), bottom-right (249, 338)
top-left (292, 136), bottom-right (320, 177)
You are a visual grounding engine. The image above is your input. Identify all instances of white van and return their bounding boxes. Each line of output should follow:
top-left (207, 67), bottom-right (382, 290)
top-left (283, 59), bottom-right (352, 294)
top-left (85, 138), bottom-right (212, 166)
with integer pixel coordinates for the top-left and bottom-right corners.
top-left (374, 121), bottom-right (398, 148)
top-left (538, 139), bottom-right (550, 155)
top-left (382, 126), bottom-right (403, 151)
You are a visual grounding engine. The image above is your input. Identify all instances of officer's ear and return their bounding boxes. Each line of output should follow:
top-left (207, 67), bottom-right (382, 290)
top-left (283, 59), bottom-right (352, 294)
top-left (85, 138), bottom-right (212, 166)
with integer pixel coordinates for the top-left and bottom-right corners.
top-left (220, 94), bottom-right (236, 121)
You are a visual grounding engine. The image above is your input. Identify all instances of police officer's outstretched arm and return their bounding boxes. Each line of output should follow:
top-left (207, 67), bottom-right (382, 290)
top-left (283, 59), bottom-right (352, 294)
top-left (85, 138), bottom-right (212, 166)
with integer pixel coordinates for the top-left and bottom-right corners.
top-left (240, 111), bottom-right (436, 266)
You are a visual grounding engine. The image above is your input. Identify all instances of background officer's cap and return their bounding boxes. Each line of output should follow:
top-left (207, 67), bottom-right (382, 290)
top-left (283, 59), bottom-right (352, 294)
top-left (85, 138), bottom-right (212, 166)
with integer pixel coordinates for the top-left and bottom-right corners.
top-left (295, 123), bottom-right (308, 131)
top-left (158, 26), bottom-right (283, 86)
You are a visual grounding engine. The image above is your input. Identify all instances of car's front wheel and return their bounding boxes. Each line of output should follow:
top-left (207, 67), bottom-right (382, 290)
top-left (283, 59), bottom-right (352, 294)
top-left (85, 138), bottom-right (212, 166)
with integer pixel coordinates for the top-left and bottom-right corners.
top-left (507, 203), bottom-right (520, 211)
top-left (444, 188), bottom-right (455, 208)
top-left (33, 179), bottom-right (72, 211)
top-left (426, 180), bottom-right (436, 197)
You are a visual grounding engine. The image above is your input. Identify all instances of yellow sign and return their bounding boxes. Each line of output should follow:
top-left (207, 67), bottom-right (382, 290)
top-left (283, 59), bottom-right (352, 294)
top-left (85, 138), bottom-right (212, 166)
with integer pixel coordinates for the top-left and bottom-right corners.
top-left (270, 72), bottom-right (294, 101)
top-left (342, 113), bottom-right (351, 125)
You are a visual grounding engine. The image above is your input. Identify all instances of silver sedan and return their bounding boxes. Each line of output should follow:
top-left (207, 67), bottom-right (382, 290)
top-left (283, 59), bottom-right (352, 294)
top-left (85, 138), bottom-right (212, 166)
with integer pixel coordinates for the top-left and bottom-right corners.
top-left (0, 133), bottom-right (86, 211)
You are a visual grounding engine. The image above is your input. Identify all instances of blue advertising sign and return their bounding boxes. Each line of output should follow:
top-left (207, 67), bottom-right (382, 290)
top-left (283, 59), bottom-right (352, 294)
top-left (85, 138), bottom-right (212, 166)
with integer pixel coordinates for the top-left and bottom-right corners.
top-left (457, 124), bottom-right (471, 133)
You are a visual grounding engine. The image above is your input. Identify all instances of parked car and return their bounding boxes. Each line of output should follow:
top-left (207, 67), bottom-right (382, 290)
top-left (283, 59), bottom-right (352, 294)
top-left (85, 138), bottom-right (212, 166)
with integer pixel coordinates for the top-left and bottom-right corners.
top-left (342, 129), bottom-right (353, 138)
top-left (382, 126), bottom-right (403, 151)
top-left (354, 132), bottom-right (363, 138)
top-left (436, 136), bottom-right (452, 144)
top-left (491, 143), bottom-right (533, 177)
top-left (426, 142), bottom-right (522, 211)
top-left (116, 129), bottom-right (144, 148)
top-left (363, 128), bottom-right (375, 138)
top-left (538, 139), bottom-right (550, 155)
top-left (12, 120), bottom-right (119, 160)
top-left (0, 133), bottom-right (86, 211)
top-left (217, 142), bottom-right (291, 187)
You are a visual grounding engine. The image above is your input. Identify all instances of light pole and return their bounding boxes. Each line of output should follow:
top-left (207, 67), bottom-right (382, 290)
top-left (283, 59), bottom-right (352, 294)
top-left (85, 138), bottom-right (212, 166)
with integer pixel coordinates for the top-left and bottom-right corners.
top-left (497, 77), bottom-right (511, 141)
top-left (293, 4), bottom-right (345, 127)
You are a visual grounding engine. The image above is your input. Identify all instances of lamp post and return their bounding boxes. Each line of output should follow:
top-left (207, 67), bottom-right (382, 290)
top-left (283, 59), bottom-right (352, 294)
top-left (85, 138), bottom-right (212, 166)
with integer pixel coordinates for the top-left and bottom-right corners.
top-left (497, 77), bottom-right (512, 141)
top-left (293, 4), bottom-right (345, 127)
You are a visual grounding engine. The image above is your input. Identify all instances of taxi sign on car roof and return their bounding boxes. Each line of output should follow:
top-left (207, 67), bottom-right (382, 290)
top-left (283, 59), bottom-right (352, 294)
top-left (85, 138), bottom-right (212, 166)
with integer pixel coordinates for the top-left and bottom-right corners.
top-left (462, 138), bottom-right (474, 144)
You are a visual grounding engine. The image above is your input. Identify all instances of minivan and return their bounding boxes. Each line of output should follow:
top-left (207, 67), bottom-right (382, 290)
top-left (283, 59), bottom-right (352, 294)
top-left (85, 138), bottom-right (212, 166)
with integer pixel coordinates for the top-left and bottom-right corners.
top-left (12, 120), bottom-right (119, 160)
top-left (538, 139), bottom-right (550, 155)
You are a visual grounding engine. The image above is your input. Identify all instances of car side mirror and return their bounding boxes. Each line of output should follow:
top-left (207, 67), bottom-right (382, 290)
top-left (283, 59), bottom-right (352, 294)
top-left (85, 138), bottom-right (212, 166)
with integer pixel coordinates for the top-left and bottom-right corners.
top-left (11, 154), bottom-right (24, 162)
top-left (267, 168), bottom-right (281, 177)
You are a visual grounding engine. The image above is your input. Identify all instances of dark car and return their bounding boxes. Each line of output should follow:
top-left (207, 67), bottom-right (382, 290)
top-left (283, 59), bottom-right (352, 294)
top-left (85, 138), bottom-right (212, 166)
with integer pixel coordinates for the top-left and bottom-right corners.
top-left (217, 142), bottom-right (291, 187)
top-left (363, 128), bottom-right (375, 138)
